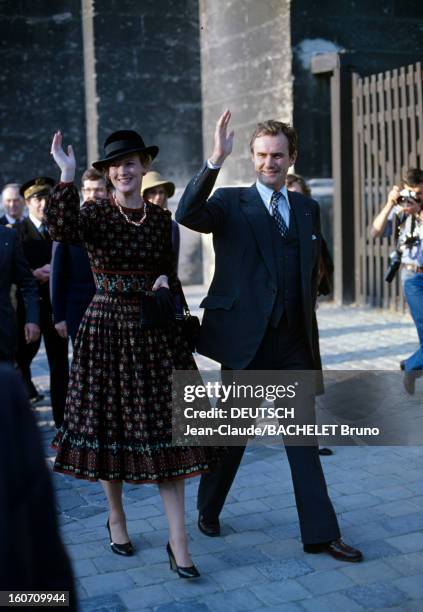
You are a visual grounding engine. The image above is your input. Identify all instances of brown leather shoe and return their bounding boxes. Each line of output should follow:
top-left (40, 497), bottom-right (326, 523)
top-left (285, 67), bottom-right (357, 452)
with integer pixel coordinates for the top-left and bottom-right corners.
top-left (303, 538), bottom-right (363, 562)
top-left (198, 514), bottom-right (220, 537)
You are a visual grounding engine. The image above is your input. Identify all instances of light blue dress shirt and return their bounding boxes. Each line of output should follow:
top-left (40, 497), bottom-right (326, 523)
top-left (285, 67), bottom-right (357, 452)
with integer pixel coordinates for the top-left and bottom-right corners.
top-left (255, 180), bottom-right (290, 228)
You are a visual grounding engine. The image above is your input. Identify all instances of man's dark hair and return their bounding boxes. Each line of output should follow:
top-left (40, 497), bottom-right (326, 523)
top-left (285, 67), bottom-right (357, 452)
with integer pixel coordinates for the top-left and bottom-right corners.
top-left (82, 168), bottom-right (106, 185)
top-left (249, 120), bottom-right (298, 157)
top-left (403, 168), bottom-right (423, 187)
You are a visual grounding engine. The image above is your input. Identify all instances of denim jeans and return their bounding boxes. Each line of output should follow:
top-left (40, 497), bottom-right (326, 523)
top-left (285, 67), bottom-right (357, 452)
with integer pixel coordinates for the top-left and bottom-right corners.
top-left (403, 272), bottom-right (423, 371)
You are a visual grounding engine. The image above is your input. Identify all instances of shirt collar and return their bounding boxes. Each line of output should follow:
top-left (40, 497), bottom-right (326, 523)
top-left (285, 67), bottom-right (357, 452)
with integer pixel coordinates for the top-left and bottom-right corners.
top-left (255, 180), bottom-right (290, 211)
top-left (29, 213), bottom-right (42, 229)
top-left (5, 213), bottom-right (17, 224)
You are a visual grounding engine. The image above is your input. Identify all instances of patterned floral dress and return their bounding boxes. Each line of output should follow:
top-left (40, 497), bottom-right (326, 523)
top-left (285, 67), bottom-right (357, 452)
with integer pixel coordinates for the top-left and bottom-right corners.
top-left (45, 182), bottom-right (220, 483)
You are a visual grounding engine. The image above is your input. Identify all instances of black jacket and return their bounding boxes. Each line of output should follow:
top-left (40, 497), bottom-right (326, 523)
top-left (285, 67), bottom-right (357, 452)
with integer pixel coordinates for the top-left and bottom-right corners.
top-left (0, 364), bottom-right (76, 606)
top-left (0, 226), bottom-right (39, 360)
top-left (176, 164), bottom-right (321, 369)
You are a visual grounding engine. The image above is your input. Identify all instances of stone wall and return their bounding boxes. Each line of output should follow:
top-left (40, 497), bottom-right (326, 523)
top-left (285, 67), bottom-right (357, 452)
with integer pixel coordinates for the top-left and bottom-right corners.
top-left (0, 1), bottom-right (86, 185)
top-left (291, 0), bottom-right (423, 178)
top-left (199, 0), bottom-right (293, 187)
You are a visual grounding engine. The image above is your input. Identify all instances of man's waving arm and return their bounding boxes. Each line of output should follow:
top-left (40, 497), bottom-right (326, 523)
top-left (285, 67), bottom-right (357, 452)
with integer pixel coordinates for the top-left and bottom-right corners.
top-left (176, 110), bottom-right (234, 233)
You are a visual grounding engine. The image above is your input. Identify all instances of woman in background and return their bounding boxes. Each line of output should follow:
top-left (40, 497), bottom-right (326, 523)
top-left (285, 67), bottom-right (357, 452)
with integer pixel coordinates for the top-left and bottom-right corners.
top-left (286, 173), bottom-right (334, 457)
top-left (142, 171), bottom-right (180, 272)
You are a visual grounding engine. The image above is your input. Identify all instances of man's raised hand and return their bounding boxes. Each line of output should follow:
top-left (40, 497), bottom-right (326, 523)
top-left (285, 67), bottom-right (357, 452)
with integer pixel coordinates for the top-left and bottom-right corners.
top-left (51, 131), bottom-right (76, 183)
top-left (209, 109), bottom-right (234, 166)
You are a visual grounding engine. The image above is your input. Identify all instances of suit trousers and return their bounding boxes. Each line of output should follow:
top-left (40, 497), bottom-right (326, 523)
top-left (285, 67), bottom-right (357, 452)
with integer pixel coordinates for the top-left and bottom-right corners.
top-left (16, 299), bottom-right (69, 428)
top-left (197, 314), bottom-right (341, 544)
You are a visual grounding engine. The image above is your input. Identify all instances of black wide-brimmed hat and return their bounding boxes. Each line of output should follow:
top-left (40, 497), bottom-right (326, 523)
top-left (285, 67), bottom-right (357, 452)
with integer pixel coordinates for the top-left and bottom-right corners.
top-left (92, 130), bottom-right (159, 169)
top-left (20, 176), bottom-right (55, 199)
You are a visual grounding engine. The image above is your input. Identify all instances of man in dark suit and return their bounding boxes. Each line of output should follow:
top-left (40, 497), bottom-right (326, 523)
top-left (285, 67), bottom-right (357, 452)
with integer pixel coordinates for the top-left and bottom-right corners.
top-left (0, 364), bottom-right (76, 607)
top-left (0, 183), bottom-right (25, 226)
top-left (176, 110), bottom-right (362, 562)
top-left (0, 225), bottom-right (39, 361)
top-left (50, 168), bottom-right (106, 345)
top-left (16, 178), bottom-right (69, 428)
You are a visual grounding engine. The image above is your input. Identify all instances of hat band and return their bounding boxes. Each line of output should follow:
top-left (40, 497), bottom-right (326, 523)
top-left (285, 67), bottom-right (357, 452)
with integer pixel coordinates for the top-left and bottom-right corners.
top-left (24, 185), bottom-right (51, 199)
top-left (104, 139), bottom-right (145, 158)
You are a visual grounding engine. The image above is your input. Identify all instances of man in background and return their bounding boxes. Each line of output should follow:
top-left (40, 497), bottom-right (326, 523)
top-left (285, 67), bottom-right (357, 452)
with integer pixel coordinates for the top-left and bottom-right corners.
top-left (0, 183), bottom-right (25, 226)
top-left (16, 177), bottom-right (69, 426)
top-left (51, 168), bottom-right (107, 345)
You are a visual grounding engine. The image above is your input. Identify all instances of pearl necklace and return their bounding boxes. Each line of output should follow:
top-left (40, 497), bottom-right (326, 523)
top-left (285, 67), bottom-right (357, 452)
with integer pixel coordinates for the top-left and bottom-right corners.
top-left (112, 194), bottom-right (147, 226)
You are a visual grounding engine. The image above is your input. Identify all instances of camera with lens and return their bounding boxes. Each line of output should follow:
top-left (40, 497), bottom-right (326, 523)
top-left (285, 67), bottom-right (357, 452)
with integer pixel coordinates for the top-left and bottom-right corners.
top-left (385, 250), bottom-right (402, 283)
top-left (398, 188), bottom-right (421, 208)
top-left (385, 234), bottom-right (420, 283)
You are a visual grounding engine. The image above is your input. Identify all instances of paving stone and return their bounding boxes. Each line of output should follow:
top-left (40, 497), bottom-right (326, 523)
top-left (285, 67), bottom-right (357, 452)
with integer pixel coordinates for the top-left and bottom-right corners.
top-left (257, 558), bottom-right (313, 581)
top-left (341, 559), bottom-right (400, 585)
top-left (379, 499), bottom-right (422, 517)
top-left (251, 579), bottom-right (311, 605)
top-left (92, 553), bottom-right (143, 573)
top-left (297, 568), bottom-right (354, 595)
top-left (71, 559), bottom-right (98, 579)
top-left (80, 571), bottom-right (134, 598)
top-left (384, 552), bottom-right (423, 577)
top-left (198, 587), bottom-right (262, 611)
top-left (155, 602), bottom-right (210, 612)
top-left (66, 541), bottom-right (108, 561)
top-left (299, 591), bottom-right (364, 612)
top-left (214, 546), bottom-right (269, 567)
top-left (357, 540), bottom-right (401, 561)
top-left (345, 581), bottom-right (408, 609)
top-left (79, 593), bottom-right (127, 612)
top-left (387, 532), bottom-right (423, 553)
top-left (209, 564), bottom-right (266, 590)
top-left (223, 530), bottom-right (273, 548)
top-left (120, 585), bottom-right (173, 609)
top-left (394, 574), bottom-right (423, 599)
top-left (163, 576), bottom-right (221, 599)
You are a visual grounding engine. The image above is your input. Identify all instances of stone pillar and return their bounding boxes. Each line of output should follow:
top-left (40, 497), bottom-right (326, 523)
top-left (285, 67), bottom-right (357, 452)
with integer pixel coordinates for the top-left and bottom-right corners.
top-left (199, 0), bottom-right (293, 284)
top-left (91, 0), bottom-right (204, 283)
top-left (81, 0), bottom-right (99, 164)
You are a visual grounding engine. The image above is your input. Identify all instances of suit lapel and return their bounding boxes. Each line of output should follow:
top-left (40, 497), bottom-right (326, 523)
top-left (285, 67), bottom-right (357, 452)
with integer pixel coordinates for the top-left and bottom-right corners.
top-left (240, 185), bottom-right (277, 283)
top-left (23, 218), bottom-right (43, 241)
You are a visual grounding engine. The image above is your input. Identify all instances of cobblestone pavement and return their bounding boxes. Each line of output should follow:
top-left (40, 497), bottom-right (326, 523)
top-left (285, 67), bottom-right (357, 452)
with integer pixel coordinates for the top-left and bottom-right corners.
top-left (31, 287), bottom-right (423, 612)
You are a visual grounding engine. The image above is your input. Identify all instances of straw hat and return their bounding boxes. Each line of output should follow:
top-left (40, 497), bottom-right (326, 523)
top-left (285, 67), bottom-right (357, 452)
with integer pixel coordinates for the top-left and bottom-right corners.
top-left (141, 171), bottom-right (175, 199)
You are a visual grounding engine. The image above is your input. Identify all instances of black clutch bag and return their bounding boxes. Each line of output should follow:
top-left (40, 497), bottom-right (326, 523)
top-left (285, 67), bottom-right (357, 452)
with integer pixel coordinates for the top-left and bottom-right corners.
top-left (140, 288), bottom-right (176, 328)
top-left (178, 306), bottom-right (201, 353)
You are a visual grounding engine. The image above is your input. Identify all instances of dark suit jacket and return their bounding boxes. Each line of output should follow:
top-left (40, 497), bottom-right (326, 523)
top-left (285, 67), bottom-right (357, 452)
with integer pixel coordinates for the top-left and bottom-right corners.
top-left (0, 226), bottom-right (39, 359)
top-left (176, 165), bottom-right (321, 369)
top-left (0, 364), bottom-right (76, 605)
top-left (16, 217), bottom-right (53, 306)
top-left (0, 214), bottom-right (9, 226)
top-left (50, 242), bottom-right (95, 340)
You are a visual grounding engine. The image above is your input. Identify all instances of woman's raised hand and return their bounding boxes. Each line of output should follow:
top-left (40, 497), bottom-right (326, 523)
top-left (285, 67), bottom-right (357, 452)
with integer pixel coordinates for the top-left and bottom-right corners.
top-left (51, 131), bottom-right (76, 182)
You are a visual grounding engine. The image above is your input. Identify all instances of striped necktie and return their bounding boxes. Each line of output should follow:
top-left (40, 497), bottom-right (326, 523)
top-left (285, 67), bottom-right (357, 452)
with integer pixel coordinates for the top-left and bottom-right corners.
top-left (270, 191), bottom-right (288, 238)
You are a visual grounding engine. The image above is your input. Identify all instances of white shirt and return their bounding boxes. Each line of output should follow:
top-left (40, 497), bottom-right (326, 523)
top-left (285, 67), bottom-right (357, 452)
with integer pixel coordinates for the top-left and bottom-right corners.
top-left (29, 213), bottom-right (42, 230)
top-left (4, 213), bottom-right (17, 225)
top-left (255, 180), bottom-right (290, 228)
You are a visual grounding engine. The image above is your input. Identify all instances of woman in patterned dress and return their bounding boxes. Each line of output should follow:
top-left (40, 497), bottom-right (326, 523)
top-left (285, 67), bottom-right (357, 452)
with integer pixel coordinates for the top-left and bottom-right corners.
top-left (47, 129), bottom-right (219, 577)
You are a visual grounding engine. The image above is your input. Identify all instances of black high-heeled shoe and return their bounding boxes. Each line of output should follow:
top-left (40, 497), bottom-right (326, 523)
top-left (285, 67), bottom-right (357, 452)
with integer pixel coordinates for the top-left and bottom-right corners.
top-left (166, 542), bottom-right (200, 578)
top-left (106, 519), bottom-right (134, 556)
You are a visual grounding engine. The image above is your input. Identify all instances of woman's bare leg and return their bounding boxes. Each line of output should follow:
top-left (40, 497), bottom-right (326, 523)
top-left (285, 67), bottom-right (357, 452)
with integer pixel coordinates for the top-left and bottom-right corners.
top-left (100, 480), bottom-right (130, 544)
top-left (159, 479), bottom-right (192, 566)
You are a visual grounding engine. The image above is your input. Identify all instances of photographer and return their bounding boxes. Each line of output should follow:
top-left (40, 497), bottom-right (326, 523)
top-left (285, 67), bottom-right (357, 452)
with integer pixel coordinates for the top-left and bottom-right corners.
top-left (371, 168), bottom-right (423, 392)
